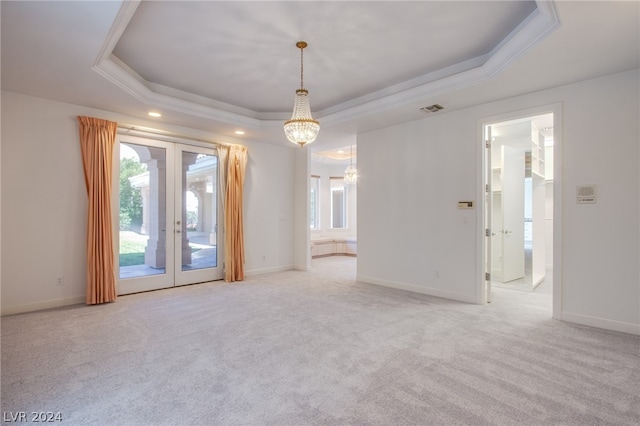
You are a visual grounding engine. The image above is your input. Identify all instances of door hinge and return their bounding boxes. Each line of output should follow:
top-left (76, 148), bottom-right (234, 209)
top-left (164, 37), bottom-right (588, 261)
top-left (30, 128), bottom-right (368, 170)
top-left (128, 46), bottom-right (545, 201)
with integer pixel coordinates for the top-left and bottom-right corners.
top-left (485, 272), bottom-right (491, 281)
top-left (485, 228), bottom-right (491, 237)
top-left (485, 184), bottom-right (490, 193)
top-left (486, 140), bottom-right (491, 148)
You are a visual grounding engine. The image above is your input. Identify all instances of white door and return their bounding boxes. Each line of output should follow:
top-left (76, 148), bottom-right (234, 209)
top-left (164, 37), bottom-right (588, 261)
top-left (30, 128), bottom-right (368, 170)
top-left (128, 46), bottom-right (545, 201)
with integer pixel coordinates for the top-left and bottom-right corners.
top-left (500, 145), bottom-right (525, 282)
top-left (116, 136), bottom-right (223, 295)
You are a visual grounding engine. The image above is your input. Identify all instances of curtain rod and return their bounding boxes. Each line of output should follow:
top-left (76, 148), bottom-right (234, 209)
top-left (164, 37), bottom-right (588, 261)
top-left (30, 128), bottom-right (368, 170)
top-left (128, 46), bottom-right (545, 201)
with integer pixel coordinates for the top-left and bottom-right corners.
top-left (117, 123), bottom-right (235, 148)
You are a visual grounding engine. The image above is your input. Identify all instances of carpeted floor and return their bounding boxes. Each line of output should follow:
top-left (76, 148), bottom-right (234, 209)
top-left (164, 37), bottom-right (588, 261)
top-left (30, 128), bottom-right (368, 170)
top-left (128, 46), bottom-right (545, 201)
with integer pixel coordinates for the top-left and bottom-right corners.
top-left (1, 257), bottom-right (639, 425)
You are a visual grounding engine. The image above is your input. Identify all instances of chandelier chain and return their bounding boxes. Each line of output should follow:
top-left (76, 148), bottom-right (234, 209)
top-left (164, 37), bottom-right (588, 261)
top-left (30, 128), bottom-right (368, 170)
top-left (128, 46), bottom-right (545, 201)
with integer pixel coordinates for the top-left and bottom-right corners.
top-left (300, 46), bottom-right (304, 90)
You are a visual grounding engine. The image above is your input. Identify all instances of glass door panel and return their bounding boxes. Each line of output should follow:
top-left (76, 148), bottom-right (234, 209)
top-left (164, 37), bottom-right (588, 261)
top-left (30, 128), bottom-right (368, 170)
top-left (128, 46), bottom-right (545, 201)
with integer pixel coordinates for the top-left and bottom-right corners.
top-left (175, 144), bottom-right (223, 286)
top-left (117, 137), bottom-right (175, 294)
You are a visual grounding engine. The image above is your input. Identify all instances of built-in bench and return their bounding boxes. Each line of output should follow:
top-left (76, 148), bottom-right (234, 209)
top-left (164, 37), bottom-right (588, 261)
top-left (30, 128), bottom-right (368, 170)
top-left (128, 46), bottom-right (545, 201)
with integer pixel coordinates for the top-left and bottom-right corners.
top-left (311, 238), bottom-right (357, 258)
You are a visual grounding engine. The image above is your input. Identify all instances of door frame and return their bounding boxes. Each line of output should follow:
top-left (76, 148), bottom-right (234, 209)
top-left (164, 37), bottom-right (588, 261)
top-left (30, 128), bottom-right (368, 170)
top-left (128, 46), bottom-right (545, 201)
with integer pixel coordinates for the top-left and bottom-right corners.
top-left (113, 130), bottom-right (223, 295)
top-left (477, 103), bottom-right (563, 320)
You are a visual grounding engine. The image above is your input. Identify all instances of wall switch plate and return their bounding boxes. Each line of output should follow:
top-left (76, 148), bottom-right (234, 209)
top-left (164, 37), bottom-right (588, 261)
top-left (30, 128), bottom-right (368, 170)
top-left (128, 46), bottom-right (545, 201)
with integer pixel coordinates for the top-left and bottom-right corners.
top-left (577, 185), bottom-right (596, 204)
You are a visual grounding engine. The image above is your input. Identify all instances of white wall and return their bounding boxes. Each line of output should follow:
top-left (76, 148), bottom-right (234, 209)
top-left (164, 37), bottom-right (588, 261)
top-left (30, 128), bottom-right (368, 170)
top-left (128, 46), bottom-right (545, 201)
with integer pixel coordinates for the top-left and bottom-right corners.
top-left (0, 90), bottom-right (3, 314)
top-left (0, 91), bottom-right (296, 314)
top-left (358, 69), bottom-right (640, 334)
top-left (558, 70), bottom-right (639, 334)
top-left (310, 161), bottom-right (357, 240)
top-left (293, 148), bottom-right (310, 271)
top-left (357, 113), bottom-right (478, 303)
top-left (242, 139), bottom-right (296, 276)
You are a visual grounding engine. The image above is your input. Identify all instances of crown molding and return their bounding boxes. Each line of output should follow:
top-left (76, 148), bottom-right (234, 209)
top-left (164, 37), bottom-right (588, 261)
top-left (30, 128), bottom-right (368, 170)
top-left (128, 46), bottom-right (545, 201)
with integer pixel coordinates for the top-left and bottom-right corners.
top-left (93, 54), bottom-right (263, 128)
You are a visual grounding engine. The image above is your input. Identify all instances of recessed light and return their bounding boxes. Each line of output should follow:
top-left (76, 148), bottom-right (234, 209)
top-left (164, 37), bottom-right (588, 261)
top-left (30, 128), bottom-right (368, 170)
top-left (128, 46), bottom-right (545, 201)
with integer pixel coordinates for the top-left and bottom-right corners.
top-left (234, 130), bottom-right (245, 135)
top-left (338, 150), bottom-right (345, 154)
top-left (148, 112), bottom-right (162, 117)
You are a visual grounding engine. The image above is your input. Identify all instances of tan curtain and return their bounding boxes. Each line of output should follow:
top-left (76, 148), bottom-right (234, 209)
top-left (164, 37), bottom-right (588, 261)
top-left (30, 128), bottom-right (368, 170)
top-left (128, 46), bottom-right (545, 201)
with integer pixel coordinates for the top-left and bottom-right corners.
top-left (78, 116), bottom-right (118, 304)
top-left (222, 144), bottom-right (248, 282)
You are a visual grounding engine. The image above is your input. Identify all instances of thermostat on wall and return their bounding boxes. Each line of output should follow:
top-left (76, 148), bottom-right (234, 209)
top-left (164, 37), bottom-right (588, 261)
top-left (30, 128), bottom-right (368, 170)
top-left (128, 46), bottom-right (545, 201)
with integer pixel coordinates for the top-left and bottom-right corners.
top-left (577, 185), bottom-right (596, 204)
top-left (458, 201), bottom-right (474, 209)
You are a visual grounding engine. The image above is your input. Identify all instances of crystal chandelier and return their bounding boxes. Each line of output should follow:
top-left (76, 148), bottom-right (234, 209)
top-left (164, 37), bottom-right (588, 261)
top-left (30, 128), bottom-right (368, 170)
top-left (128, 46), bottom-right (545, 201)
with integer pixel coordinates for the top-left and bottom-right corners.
top-left (344, 145), bottom-right (358, 184)
top-left (284, 41), bottom-right (320, 147)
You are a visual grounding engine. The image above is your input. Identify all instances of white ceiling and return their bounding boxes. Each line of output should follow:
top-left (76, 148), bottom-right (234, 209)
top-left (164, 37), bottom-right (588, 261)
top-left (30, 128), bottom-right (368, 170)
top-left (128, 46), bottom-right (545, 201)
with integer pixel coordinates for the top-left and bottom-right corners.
top-left (112, 1), bottom-right (536, 113)
top-left (2, 1), bottom-right (638, 152)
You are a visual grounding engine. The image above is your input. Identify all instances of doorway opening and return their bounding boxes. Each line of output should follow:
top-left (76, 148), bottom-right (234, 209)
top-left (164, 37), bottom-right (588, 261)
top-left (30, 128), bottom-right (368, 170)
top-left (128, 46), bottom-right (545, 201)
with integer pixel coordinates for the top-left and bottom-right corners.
top-left (309, 145), bottom-right (357, 263)
top-left (484, 112), bottom-right (555, 304)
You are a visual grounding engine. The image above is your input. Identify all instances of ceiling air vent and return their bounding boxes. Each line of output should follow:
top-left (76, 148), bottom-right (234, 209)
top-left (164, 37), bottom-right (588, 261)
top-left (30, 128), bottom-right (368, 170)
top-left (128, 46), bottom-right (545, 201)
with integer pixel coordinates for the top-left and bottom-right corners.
top-left (420, 104), bottom-right (444, 113)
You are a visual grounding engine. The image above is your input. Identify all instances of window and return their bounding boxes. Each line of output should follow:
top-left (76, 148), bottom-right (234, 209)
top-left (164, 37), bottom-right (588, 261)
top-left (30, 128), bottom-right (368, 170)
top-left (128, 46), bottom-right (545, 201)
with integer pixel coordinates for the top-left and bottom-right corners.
top-left (330, 177), bottom-right (346, 229)
top-left (310, 175), bottom-right (320, 229)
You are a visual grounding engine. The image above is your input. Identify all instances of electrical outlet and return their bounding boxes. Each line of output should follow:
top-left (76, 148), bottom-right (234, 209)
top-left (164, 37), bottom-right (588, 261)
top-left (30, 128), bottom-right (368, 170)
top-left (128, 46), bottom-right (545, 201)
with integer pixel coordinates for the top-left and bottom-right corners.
top-left (434, 270), bottom-right (440, 278)
top-left (56, 277), bottom-right (63, 286)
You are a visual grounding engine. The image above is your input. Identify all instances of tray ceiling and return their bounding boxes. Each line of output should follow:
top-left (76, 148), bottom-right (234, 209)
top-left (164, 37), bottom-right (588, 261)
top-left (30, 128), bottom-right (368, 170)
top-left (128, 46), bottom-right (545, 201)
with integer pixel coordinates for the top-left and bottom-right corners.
top-left (95, 0), bottom-right (555, 127)
top-left (111, 1), bottom-right (537, 114)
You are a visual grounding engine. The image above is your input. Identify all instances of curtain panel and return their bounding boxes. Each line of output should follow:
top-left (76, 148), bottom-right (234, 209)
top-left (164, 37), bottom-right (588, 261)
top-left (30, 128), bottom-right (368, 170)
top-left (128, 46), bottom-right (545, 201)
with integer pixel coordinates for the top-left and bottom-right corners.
top-left (220, 144), bottom-right (248, 282)
top-left (78, 116), bottom-right (118, 304)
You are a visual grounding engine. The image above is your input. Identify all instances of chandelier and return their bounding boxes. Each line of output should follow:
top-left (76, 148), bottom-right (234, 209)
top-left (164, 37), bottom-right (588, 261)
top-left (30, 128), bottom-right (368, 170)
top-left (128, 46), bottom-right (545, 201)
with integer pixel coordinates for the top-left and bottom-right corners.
top-left (344, 145), bottom-right (358, 184)
top-left (284, 41), bottom-right (320, 147)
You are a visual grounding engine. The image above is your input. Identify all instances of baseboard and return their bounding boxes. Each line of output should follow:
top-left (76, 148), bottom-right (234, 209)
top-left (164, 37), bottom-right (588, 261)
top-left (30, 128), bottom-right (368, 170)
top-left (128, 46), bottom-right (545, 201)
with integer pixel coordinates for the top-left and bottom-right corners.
top-left (293, 265), bottom-right (310, 272)
top-left (532, 275), bottom-right (545, 289)
top-left (244, 265), bottom-right (294, 276)
top-left (312, 253), bottom-right (357, 259)
top-left (1, 296), bottom-right (85, 316)
top-left (356, 275), bottom-right (476, 304)
top-left (561, 311), bottom-right (640, 336)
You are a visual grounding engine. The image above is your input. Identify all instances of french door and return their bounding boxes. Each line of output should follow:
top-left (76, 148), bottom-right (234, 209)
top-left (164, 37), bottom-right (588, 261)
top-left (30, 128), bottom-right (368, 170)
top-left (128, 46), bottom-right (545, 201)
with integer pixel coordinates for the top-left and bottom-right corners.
top-left (116, 135), bottom-right (223, 295)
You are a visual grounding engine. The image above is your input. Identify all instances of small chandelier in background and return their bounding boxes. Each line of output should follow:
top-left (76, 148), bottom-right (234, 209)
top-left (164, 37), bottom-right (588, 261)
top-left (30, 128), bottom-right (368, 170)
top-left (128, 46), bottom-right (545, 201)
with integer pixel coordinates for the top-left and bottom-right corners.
top-left (344, 145), bottom-right (358, 184)
top-left (284, 41), bottom-right (320, 147)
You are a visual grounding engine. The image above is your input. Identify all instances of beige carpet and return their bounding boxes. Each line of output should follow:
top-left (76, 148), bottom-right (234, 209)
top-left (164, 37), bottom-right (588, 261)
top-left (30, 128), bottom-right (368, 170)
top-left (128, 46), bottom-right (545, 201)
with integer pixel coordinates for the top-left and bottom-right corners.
top-left (2, 256), bottom-right (639, 425)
